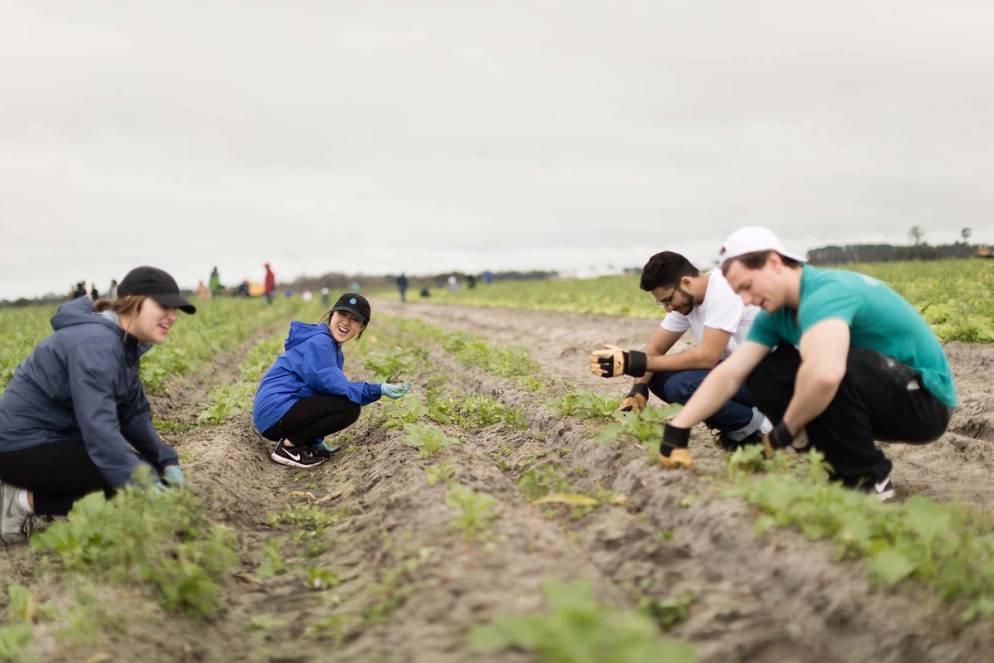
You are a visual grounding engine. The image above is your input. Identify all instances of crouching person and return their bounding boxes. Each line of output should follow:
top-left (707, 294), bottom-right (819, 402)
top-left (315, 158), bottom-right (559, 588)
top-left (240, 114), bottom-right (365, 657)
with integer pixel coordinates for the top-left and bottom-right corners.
top-left (253, 293), bottom-right (411, 469)
top-left (0, 267), bottom-right (192, 546)
top-left (659, 228), bottom-right (955, 501)
top-left (589, 251), bottom-right (771, 451)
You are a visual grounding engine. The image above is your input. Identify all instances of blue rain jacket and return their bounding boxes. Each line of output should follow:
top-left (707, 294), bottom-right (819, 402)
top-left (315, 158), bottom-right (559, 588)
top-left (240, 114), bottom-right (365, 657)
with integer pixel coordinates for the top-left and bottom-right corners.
top-left (0, 297), bottom-right (179, 487)
top-left (252, 321), bottom-right (381, 434)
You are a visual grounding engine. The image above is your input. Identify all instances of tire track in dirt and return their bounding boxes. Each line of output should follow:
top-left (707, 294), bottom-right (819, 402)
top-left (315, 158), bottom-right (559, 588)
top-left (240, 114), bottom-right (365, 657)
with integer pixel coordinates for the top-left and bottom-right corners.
top-left (374, 300), bottom-right (994, 662)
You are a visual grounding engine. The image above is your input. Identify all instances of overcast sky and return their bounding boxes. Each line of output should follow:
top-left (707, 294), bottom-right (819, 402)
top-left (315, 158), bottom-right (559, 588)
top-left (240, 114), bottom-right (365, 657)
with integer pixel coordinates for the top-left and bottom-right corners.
top-left (2, 1), bottom-right (992, 299)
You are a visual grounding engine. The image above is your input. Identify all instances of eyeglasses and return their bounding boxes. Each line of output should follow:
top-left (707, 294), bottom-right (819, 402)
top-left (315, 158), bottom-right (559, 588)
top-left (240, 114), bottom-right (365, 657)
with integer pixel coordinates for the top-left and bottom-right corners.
top-left (656, 285), bottom-right (689, 310)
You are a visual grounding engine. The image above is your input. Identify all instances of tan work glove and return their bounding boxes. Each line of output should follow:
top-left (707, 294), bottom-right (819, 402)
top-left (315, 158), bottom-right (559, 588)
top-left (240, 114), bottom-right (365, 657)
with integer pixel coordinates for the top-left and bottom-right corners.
top-left (620, 383), bottom-right (649, 412)
top-left (659, 423), bottom-right (693, 469)
top-left (589, 345), bottom-right (649, 378)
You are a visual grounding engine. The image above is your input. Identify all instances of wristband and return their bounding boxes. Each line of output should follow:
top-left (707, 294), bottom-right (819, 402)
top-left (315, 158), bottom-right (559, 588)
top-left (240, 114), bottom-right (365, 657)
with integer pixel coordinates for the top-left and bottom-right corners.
top-left (627, 383), bottom-right (650, 399)
top-left (661, 423), bottom-right (690, 450)
top-left (625, 350), bottom-right (648, 377)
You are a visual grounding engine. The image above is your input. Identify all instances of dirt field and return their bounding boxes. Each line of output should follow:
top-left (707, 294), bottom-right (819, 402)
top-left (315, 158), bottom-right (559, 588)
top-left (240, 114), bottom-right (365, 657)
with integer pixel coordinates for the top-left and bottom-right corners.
top-left (3, 300), bottom-right (993, 662)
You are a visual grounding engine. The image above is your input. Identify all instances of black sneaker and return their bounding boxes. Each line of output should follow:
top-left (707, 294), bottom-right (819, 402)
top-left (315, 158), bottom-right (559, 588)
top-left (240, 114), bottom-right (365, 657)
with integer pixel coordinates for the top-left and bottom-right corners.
top-left (271, 440), bottom-right (326, 468)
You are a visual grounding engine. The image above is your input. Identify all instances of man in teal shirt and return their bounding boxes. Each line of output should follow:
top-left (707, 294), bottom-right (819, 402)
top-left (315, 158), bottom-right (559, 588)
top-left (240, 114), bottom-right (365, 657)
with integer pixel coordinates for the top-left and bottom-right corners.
top-left (659, 227), bottom-right (955, 500)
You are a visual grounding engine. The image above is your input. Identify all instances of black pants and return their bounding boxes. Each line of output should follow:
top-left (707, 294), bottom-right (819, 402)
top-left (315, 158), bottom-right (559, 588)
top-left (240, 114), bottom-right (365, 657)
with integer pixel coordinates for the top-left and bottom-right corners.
top-left (262, 395), bottom-right (361, 446)
top-left (747, 345), bottom-right (952, 485)
top-left (0, 441), bottom-right (115, 516)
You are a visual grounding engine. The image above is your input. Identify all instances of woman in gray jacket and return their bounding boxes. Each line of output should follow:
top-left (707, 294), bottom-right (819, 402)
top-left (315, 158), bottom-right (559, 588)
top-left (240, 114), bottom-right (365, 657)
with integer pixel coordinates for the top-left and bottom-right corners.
top-left (0, 266), bottom-right (195, 546)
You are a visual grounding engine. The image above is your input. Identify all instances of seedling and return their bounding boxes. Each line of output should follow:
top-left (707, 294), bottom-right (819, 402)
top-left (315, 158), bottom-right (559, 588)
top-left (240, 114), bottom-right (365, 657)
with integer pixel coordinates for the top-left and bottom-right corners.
top-left (550, 390), bottom-right (621, 419)
top-left (425, 461), bottom-right (457, 486)
top-left (402, 423), bottom-right (459, 459)
top-left (447, 485), bottom-right (498, 542)
top-left (469, 579), bottom-right (697, 662)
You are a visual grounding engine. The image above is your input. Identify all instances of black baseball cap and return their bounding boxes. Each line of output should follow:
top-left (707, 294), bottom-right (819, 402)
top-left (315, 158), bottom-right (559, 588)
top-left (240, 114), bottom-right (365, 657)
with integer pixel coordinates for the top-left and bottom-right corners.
top-left (332, 292), bottom-right (370, 324)
top-left (118, 266), bottom-right (196, 314)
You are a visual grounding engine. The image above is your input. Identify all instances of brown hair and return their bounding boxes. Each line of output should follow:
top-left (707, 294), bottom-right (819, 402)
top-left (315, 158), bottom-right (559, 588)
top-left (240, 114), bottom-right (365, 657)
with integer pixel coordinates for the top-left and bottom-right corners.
top-left (93, 295), bottom-right (148, 318)
top-left (721, 251), bottom-right (803, 276)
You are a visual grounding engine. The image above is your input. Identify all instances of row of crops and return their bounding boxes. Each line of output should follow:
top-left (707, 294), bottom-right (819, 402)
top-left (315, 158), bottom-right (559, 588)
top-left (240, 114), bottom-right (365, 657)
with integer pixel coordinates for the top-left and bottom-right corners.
top-left (0, 297), bottom-right (327, 397)
top-left (413, 259), bottom-right (994, 342)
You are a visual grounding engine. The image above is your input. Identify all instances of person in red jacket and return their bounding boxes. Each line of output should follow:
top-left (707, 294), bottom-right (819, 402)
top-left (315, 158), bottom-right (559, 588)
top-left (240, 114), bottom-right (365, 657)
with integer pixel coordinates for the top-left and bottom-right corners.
top-left (264, 262), bottom-right (276, 305)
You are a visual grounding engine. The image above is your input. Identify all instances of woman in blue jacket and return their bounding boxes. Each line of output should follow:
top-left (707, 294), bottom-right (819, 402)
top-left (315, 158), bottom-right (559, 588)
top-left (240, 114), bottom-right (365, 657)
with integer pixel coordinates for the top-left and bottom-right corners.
top-left (0, 266), bottom-right (193, 546)
top-left (253, 293), bottom-right (410, 468)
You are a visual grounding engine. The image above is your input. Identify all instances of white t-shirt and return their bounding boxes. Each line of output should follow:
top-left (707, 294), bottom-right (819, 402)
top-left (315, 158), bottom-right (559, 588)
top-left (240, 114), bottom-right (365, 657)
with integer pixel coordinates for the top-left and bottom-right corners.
top-left (660, 270), bottom-right (759, 360)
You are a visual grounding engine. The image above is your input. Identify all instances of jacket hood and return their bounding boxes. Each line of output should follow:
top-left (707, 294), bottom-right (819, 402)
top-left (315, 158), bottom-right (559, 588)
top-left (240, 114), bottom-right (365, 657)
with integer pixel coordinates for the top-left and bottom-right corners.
top-left (51, 297), bottom-right (120, 332)
top-left (286, 321), bottom-right (338, 350)
top-left (50, 296), bottom-right (152, 356)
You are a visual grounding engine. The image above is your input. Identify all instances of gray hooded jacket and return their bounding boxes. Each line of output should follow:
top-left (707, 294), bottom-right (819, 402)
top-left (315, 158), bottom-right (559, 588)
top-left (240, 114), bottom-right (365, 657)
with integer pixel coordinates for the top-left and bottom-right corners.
top-left (0, 297), bottom-right (178, 487)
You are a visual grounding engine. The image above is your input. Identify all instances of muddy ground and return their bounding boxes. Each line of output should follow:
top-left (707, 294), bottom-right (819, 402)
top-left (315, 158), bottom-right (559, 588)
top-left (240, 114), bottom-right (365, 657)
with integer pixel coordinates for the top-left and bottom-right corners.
top-left (3, 300), bottom-right (993, 662)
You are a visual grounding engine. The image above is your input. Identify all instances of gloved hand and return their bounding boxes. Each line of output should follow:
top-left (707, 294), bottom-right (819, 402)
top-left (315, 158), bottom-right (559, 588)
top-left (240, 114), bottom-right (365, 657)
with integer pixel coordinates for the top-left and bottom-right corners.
top-left (382, 382), bottom-right (412, 399)
top-left (311, 439), bottom-right (341, 458)
top-left (761, 421), bottom-right (795, 458)
top-left (162, 465), bottom-right (185, 487)
top-left (589, 346), bottom-right (648, 378)
top-left (619, 383), bottom-right (649, 412)
top-left (659, 423), bottom-right (693, 469)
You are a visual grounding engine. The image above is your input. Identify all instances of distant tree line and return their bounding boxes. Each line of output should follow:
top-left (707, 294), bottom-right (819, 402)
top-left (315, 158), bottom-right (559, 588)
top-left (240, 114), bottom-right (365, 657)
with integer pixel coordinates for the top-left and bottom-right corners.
top-left (808, 242), bottom-right (978, 265)
top-left (288, 269), bottom-right (558, 293)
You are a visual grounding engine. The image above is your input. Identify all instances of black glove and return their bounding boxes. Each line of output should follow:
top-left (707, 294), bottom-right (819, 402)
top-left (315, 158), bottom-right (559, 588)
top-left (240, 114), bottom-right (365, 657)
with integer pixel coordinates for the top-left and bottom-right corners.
top-left (659, 423), bottom-right (692, 469)
top-left (620, 383), bottom-right (649, 412)
top-left (588, 346), bottom-right (648, 378)
top-left (761, 421), bottom-right (794, 457)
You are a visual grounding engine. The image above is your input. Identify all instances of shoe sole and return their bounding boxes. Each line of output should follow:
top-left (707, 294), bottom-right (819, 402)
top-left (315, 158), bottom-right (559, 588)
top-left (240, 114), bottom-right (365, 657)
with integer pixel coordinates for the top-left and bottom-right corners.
top-left (876, 488), bottom-right (896, 502)
top-left (270, 451), bottom-right (326, 469)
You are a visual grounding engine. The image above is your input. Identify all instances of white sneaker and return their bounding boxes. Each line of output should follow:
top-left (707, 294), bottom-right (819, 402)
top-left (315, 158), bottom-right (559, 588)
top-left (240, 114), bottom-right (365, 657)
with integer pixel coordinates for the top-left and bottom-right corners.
top-left (1, 481), bottom-right (34, 546)
top-left (873, 475), bottom-right (896, 502)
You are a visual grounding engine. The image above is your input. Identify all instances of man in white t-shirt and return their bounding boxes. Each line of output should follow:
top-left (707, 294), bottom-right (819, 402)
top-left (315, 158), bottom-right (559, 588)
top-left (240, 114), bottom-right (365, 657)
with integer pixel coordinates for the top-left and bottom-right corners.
top-left (589, 251), bottom-right (771, 449)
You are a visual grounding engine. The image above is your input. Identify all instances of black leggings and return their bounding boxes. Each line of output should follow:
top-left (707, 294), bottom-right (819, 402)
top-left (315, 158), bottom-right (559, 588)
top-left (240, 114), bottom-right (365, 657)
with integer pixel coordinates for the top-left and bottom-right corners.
top-left (262, 395), bottom-right (361, 446)
top-left (0, 441), bottom-right (115, 516)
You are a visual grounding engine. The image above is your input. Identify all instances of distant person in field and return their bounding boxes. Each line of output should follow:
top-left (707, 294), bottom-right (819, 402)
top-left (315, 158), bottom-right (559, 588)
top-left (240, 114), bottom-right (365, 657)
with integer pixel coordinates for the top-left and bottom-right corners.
top-left (209, 266), bottom-right (222, 297)
top-left (253, 293), bottom-right (412, 468)
top-left (588, 251), bottom-right (771, 451)
top-left (396, 273), bottom-right (409, 303)
top-left (90, 283), bottom-right (100, 300)
top-left (483, 270), bottom-right (494, 285)
top-left (321, 287), bottom-right (330, 307)
top-left (467, 274), bottom-right (477, 289)
top-left (108, 278), bottom-right (119, 300)
top-left (263, 263), bottom-right (276, 305)
top-left (660, 227), bottom-right (956, 501)
top-left (420, 287), bottom-right (431, 298)
top-left (0, 267), bottom-right (193, 546)
top-left (195, 280), bottom-right (211, 299)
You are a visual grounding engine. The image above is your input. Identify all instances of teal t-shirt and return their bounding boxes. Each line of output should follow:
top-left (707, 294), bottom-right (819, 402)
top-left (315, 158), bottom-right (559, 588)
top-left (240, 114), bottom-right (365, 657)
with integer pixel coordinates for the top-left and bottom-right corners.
top-left (747, 265), bottom-right (957, 407)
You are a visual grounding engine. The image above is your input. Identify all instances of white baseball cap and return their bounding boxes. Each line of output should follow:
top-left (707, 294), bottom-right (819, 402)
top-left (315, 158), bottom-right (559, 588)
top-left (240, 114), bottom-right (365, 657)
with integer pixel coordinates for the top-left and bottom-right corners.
top-left (718, 226), bottom-right (807, 267)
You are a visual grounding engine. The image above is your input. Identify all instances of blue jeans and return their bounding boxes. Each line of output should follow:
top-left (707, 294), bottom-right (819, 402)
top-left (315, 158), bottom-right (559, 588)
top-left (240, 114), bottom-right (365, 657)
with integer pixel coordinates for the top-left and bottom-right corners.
top-left (648, 369), bottom-right (756, 434)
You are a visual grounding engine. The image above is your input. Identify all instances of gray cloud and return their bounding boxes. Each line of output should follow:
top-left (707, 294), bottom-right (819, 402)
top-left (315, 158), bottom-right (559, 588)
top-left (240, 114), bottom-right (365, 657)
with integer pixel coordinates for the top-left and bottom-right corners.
top-left (2, 1), bottom-right (993, 298)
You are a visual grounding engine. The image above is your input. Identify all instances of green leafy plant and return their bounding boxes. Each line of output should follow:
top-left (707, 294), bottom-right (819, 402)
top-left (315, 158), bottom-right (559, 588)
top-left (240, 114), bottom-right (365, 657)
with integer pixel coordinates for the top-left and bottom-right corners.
top-left (30, 478), bottom-right (237, 617)
top-left (382, 394), bottom-right (429, 430)
top-left (596, 404), bottom-right (682, 445)
top-left (518, 464), bottom-right (571, 502)
top-left (469, 579), bottom-right (697, 662)
top-left (196, 380), bottom-right (256, 425)
top-left (551, 390), bottom-right (622, 419)
top-left (640, 593), bottom-right (695, 631)
top-left (402, 422), bottom-right (459, 459)
top-left (425, 461), bottom-right (457, 486)
top-left (725, 449), bottom-right (994, 622)
top-left (364, 346), bottom-right (414, 382)
top-left (447, 485), bottom-right (498, 542)
top-left (301, 567), bottom-right (341, 591)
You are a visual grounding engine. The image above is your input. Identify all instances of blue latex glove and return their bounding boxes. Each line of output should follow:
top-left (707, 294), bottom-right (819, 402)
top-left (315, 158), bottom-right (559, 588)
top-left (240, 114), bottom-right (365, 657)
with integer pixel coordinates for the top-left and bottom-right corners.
top-left (381, 383), bottom-right (412, 399)
top-left (162, 465), bottom-right (185, 488)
